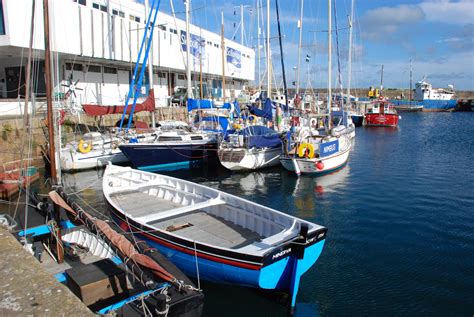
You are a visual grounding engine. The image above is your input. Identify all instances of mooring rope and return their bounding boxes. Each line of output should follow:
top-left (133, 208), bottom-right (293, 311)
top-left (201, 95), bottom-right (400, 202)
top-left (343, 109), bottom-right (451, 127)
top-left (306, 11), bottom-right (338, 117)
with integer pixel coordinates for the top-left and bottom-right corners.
top-left (193, 240), bottom-right (201, 290)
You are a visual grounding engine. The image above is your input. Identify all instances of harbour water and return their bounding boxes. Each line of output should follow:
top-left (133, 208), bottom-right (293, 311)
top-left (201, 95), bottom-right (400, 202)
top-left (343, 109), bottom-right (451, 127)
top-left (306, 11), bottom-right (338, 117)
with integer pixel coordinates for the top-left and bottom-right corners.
top-left (12, 112), bottom-right (473, 316)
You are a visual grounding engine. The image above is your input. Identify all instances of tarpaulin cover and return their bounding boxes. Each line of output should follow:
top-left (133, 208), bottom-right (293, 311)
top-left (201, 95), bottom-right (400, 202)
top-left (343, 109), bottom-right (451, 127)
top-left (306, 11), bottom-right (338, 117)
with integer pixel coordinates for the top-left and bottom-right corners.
top-left (248, 98), bottom-right (273, 120)
top-left (187, 98), bottom-right (233, 112)
top-left (82, 90), bottom-right (155, 116)
top-left (239, 125), bottom-right (281, 149)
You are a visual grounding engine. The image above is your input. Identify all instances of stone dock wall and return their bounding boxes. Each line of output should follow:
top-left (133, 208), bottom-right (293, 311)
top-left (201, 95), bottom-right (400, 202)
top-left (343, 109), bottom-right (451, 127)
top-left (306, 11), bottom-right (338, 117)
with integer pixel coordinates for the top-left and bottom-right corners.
top-left (0, 107), bottom-right (188, 167)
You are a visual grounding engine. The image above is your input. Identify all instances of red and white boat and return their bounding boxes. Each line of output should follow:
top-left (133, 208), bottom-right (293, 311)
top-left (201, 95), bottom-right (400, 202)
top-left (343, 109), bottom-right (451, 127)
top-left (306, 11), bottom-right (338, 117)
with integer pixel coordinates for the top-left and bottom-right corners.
top-left (364, 100), bottom-right (399, 127)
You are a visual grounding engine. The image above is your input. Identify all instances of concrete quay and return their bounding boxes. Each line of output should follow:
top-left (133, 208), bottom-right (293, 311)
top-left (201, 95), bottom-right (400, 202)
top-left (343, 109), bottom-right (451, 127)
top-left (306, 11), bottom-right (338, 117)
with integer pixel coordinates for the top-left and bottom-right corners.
top-left (0, 227), bottom-right (94, 317)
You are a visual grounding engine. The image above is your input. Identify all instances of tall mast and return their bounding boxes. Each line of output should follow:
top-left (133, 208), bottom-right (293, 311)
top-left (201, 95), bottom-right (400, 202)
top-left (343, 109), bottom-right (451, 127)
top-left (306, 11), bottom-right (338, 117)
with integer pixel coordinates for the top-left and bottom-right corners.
top-left (221, 11), bottom-right (226, 102)
top-left (144, 0), bottom-right (155, 126)
top-left (185, 0), bottom-right (193, 99)
top-left (409, 59), bottom-right (412, 102)
top-left (43, 0), bottom-right (57, 184)
top-left (327, 0), bottom-right (332, 115)
top-left (296, 0), bottom-right (304, 96)
top-left (275, 0), bottom-right (288, 109)
top-left (257, 0), bottom-right (261, 94)
top-left (346, 0), bottom-right (354, 110)
top-left (266, 0), bottom-right (271, 99)
top-left (24, 0), bottom-right (36, 128)
top-left (380, 64), bottom-right (384, 94)
top-left (240, 5), bottom-right (244, 45)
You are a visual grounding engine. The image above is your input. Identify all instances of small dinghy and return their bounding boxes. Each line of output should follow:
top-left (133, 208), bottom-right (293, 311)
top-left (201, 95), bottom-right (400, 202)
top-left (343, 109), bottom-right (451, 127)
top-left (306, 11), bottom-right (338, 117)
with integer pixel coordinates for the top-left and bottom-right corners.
top-left (103, 164), bottom-right (327, 313)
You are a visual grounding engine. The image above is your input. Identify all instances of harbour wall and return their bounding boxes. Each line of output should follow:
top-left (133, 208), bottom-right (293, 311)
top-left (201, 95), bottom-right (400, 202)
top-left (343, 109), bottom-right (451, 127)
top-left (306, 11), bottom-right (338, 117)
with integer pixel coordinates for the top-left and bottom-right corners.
top-left (0, 107), bottom-right (189, 166)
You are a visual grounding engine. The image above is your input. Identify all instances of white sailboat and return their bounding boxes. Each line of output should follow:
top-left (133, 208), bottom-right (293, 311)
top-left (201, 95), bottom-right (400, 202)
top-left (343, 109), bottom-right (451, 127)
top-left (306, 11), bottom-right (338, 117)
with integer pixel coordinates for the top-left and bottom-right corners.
top-left (218, 125), bottom-right (282, 171)
top-left (280, 0), bottom-right (352, 176)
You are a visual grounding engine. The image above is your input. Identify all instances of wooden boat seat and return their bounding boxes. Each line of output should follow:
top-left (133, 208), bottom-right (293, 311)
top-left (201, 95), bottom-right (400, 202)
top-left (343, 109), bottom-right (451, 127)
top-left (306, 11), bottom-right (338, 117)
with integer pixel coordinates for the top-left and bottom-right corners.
top-left (109, 190), bottom-right (182, 218)
top-left (137, 197), bottom-right (226, 224)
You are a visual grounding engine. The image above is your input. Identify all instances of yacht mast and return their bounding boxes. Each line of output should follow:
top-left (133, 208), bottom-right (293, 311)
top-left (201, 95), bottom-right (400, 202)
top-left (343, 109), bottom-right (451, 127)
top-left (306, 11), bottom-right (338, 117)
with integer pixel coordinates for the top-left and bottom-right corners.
top-left (266, 0), bottom-right (271, 99)
top-left (257, 0), bottom-right (261, 94)
top-left (221, 11), bottom-right (226, 102)
top-left (409, 59), bottom-right (413, 102)
top-left (346, 0), bottom-right (354, 110)
top-left (43, 0), bottom-right (57, 184)
top-left (185, 0), bottom-right (193, 99)
top-left (296, 0), bottom-right (304, 97)
top-left (144, 0), bottom-right (156, 127)
top-left (327, 0), bottom-right (332, 116)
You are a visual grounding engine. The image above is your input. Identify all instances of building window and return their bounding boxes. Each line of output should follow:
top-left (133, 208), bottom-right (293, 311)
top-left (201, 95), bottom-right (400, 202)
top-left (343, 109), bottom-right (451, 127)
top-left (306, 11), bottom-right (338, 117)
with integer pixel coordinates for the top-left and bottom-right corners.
top-left (129, 15), bottom-right (141, 23)
top-left (158, 25), bottom-right (166, 31)
top-left (73, 0), bottom-right (87, 5)
top-left (87, 65), bottom-right (101, 73)
top-left (112, 9), bottom-right (125, 17)
top-left (66, 63), bottom-right (83, 71)
top-left (178, 74), bottom-right (185, 80)
top-left (207, 41), bottom-right (212, 45)
top-left (100, 5), bottom-right (107, 12)
top-left (104, 67), bottom-right (117, 74)
top-left (158, 72), bottom-right (166, 79)
top-left (169, 28), bottom-right (177, 35)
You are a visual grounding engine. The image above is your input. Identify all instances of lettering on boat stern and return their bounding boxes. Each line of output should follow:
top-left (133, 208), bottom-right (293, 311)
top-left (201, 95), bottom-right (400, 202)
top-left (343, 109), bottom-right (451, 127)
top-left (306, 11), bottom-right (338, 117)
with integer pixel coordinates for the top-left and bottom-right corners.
top-left (272, 247), bottom-right (292, 260)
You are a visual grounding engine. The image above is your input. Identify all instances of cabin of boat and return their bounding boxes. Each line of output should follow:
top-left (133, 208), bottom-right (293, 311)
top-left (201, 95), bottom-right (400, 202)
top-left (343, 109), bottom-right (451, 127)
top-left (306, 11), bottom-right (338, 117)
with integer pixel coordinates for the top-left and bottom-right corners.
top-left (364, 100), bottom-right (399, 127)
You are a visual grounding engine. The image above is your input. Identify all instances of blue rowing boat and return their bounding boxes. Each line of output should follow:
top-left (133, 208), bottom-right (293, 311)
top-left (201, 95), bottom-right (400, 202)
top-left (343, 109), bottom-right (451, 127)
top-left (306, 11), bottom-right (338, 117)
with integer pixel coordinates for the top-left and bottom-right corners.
top-left (103, 164), bottom-right (327, 313)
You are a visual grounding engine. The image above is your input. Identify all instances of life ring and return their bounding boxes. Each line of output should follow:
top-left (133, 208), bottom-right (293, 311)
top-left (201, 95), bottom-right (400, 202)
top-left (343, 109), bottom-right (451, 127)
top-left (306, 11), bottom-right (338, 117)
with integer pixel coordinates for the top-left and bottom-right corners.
top-left (297, 143), bottom-right (315, 158)
top-left (310, 118), bottom-right (318, 127)
top-left (248, 115), bottom-right (257, 124)
top-left (78, 139), bottom-right (92, 153)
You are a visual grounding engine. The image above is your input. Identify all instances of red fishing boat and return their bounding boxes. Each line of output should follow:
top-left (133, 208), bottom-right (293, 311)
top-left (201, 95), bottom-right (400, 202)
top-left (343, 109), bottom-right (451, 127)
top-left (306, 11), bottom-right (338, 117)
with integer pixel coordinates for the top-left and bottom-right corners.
top-left (364, 100), bottom-right (399, 127)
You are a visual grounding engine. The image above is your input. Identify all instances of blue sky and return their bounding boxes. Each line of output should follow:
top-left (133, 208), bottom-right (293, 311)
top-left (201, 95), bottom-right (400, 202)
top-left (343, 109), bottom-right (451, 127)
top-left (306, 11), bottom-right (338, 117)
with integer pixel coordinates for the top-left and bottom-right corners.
top-left (154, 0), bottom-right (474, 91)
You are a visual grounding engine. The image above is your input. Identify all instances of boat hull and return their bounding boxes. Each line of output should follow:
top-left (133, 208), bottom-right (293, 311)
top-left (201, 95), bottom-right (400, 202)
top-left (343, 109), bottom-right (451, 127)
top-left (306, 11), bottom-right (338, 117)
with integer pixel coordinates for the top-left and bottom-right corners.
top-left (393, 104), bottom-right (423, 112)
top-left (365, 113), bottom-right (399, 127)
top-left (218, 147), bottom-right (281, 171)
top-left (280, 146), bottom-right (350, 175)
top-left (119, 141), bottom-right (218, 172)
top-left (350, 115), bottom-right (364, 127)
top-left (390, 99), bottom-right (456, 111)
top-left (108, 207), bottom-right (325, 290)
top-left (60, 149), bottom-right (128, 172)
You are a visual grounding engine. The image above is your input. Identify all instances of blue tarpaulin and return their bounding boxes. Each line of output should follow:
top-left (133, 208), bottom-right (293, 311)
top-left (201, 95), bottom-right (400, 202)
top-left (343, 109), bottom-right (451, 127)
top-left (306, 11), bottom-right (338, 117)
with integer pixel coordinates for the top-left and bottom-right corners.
top-left (238, 125), bottom-right (281, 149)
top-left (187, 98), bottom-right (237, 112)
top-left (248, 98), bottom-right (273, 120)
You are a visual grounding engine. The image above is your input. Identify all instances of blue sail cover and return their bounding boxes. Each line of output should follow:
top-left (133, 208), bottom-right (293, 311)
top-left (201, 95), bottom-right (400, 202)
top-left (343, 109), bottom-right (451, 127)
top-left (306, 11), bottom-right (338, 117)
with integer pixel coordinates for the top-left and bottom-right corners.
top-left (248, 98), bottom-right (273, 120)
top-left (187, 98), bottom-right (236, 112)
top-left (239, 125), bottom-right (281, 149)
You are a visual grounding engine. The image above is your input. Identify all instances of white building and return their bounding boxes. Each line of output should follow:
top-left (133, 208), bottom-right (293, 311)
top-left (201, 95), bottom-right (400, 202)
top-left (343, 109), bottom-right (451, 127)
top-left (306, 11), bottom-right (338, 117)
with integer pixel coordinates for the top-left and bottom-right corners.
top-left (0, 0), bottom-right (255, 108)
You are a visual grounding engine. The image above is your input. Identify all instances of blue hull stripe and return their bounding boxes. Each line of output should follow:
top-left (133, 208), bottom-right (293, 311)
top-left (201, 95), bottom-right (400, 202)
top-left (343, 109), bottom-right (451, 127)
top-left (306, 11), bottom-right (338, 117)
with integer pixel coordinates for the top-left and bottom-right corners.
top-left (139, 160), bottom-right (200, 172)
top-left (136, 232), bottom-right (325, 290)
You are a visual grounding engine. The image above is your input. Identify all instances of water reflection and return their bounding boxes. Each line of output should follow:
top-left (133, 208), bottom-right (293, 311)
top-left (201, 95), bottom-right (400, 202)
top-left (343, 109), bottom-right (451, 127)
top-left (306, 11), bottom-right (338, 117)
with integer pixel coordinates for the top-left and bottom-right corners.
top-left (290, 165), bottom-right (350, 219)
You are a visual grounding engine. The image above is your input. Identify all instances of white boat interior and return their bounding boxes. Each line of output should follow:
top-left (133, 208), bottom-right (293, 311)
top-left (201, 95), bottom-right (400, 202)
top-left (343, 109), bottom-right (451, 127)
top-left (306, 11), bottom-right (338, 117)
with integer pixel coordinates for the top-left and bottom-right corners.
top-left (104, 166), bottom-right (323, 255)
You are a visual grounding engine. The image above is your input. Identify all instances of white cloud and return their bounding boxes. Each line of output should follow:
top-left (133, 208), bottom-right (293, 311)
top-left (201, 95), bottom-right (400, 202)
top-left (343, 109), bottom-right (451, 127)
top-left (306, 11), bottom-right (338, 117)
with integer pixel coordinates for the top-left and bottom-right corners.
top-left (360, 5), bottom-right (425, 40)
top-left (355, 50), bottom-right (474, 90)
top-left (419, 0), bottom-right (474, 25)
